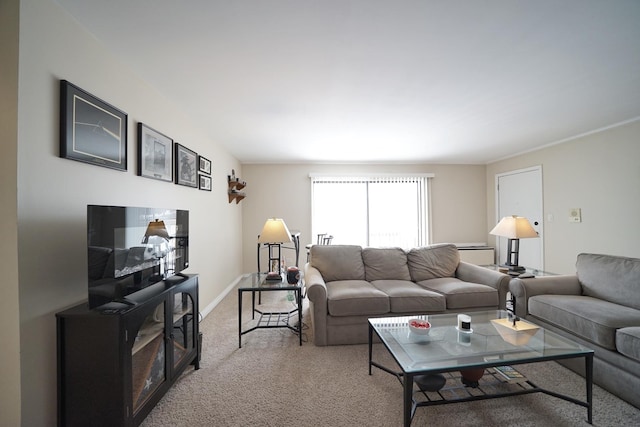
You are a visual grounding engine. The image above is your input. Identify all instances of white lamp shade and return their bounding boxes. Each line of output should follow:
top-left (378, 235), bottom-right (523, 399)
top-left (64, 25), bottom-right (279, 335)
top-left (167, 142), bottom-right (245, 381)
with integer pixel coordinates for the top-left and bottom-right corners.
top-left (257, 218), bottom-right (292, 244)
top-left (490, 215), bottom-right (539, 239)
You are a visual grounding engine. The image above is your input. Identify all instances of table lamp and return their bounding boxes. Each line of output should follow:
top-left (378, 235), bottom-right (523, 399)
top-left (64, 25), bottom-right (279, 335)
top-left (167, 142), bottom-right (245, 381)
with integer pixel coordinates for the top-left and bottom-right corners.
top-left (257, 218), bottom-right (292, 280)
top-left (490, 215), bottom-right (538, 272)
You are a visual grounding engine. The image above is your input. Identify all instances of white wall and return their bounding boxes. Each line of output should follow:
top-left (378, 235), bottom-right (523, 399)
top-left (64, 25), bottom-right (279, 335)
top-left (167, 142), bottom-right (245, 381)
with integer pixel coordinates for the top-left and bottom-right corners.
top-left (0, 0), bottom-right (21, 425)
top-left (241, 163), bottom-right (487, 272)
top-left (16, 1), bottom-right (243, 425)
top-left (486, 119), bottom-right (640, 274)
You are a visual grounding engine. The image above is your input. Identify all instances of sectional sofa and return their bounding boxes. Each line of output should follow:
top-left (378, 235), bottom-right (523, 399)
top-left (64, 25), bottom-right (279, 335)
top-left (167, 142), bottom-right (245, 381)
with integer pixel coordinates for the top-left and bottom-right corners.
top-left (510, 253), bottom-right (640, 408)
top-left (303, 243), bottom-right (510, 346)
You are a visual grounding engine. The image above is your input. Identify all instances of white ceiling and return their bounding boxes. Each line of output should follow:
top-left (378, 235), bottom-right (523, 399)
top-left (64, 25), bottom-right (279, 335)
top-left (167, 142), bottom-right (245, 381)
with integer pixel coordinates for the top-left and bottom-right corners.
top-left (54, 0), bottom-right (640, 164)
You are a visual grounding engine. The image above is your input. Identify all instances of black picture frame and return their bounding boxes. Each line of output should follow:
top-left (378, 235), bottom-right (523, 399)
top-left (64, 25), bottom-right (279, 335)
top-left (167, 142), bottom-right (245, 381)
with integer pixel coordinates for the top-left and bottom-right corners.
top-left (198, 155), bottom-right (212, 174)
top-left (137, 123), bottom-right (173, 182)
top-left (199, 174), bottom-right (212, 191)
top-left (60, 80), bottom-right (127, 171)
top-left (174, 143), bottom-right (198, 188)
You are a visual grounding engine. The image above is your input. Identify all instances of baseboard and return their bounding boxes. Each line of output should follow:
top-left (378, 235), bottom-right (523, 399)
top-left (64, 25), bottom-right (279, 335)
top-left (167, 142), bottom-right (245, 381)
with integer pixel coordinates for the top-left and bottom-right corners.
top-left (199, 274), bottom-right (247, 319)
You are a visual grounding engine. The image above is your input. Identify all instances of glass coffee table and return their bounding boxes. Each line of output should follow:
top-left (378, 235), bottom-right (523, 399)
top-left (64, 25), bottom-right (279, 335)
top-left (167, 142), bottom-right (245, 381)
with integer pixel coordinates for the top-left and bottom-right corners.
top-left (368, 310), bottom-right (594, 427)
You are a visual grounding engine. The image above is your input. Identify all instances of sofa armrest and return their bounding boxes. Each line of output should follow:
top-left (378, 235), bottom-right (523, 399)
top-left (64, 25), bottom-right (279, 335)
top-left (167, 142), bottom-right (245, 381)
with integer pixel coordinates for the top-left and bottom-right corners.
top-left (456, 261), bottom-right (511, 309)
top-left (303, 263), bottom-right (329, 346)
top-left (304, 264), bottom-right (327, 301)
top-left (509, 275), bottom-right (582, 317)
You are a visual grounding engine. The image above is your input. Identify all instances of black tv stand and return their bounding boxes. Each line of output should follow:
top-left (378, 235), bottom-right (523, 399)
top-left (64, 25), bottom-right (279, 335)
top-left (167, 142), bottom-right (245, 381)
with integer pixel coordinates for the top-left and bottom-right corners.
top-left (163, 273), bottom-right (190, 286)
top-left (57, 274), bottom-right (200, 427)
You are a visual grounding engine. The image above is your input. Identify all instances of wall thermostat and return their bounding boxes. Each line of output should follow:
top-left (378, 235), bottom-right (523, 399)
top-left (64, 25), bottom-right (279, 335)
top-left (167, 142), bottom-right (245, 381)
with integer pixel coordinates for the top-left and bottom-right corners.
top-left (569, 208), bottom-right (582, 223)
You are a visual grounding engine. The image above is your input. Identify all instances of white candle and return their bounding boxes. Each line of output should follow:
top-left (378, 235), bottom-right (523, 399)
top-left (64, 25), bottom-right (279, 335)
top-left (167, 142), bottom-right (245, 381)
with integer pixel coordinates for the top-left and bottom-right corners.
top-left (458, 314), bottom-right (471, 331)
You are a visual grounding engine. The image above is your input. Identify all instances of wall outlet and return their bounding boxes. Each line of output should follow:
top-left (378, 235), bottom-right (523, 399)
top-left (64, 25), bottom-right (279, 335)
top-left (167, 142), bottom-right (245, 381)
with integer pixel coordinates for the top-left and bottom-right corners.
top-left (569, 208), bottom-right (582, 223)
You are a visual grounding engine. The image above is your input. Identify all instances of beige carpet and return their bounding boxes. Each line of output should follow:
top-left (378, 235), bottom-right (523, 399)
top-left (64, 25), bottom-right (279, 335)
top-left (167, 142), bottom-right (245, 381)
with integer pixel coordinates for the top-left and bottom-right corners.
top-left (141, 286), bottom-right (640, 427)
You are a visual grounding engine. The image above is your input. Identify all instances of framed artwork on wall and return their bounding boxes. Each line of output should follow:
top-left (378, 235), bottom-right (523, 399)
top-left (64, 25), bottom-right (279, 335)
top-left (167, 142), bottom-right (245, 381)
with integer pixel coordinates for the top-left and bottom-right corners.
top-left (198, 155), bottom-right (211, 175)
top-left (199, 174), bottom-right (212, 191)
top-left (59, 80), bottom-right (128, 171)
top-left (137, 123), bottom-right (173, 182)
top-left (174, 143), bottom-right (198, 188)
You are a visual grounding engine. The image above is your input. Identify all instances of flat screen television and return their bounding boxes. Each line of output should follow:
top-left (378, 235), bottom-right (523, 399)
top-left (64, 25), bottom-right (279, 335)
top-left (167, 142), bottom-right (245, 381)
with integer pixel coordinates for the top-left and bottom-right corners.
top-left (87, 205), bottom-right (189, 309)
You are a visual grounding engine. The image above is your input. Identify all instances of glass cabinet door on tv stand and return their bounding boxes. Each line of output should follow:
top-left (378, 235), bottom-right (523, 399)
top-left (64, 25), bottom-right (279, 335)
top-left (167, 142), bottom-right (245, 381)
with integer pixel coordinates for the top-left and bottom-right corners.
top-left (170, 281), bottom-right (199, 373)
top-left (131, 301), bottom-right (167, 414)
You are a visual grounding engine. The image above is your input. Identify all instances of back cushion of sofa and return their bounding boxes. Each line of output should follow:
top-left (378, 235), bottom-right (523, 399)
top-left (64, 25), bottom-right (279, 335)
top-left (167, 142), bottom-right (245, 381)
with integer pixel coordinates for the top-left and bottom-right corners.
top-left (577, 253), bottom-right (640, 310)
top-left (362, 247), bottom-right (411, 281)
top-left (310, 245), bottom-right (365, 282)
top-left (407, 243), bottom-right (459, 282)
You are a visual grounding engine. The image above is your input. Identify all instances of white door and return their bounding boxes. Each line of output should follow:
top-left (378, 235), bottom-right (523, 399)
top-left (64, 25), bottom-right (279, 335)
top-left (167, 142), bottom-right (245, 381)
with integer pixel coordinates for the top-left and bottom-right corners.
top-left (495, 167), bottom-right (544, 271)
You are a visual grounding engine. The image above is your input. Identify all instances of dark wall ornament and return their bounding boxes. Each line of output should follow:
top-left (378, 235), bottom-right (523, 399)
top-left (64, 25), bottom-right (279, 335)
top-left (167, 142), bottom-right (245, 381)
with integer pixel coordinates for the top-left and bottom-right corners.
top-left (137, 123), bottom-right (173, 182)
top-left (174, 143), bottom-right (198, 188)
top-left (60, 80), bottom-right (127, 171)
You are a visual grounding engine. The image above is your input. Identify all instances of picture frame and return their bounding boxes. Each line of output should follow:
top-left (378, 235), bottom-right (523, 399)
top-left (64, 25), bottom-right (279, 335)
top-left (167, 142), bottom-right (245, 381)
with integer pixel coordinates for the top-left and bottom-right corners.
top-left (60, 80), bottom-right (128, 171)
top-left (199, 174), bottom-right (212, 191)
top-left (174, 143), bottom-right (198, 188)
top-left (137, 123), bottom-right (173, 182)
top-left (198, 155), bottom-right (212, 174)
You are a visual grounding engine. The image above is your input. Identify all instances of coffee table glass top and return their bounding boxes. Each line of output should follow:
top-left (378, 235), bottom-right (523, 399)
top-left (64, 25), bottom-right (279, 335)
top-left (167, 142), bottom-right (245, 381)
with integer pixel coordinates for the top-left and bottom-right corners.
top-left (369, 310), bottom-right (592, 374)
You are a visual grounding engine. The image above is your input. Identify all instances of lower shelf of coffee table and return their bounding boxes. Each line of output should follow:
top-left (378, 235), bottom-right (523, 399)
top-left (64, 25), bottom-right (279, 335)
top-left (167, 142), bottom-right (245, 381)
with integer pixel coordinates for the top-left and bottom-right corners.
top-left (413, 367), bottom-right (537, 406)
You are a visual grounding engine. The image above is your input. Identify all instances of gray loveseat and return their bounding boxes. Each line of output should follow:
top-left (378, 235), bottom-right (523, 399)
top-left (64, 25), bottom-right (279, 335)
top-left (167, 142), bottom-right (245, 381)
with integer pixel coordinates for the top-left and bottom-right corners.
top-left (303, 243), bottom-right (510, 346)
top-left (510, 253), bottom-right (640, 408)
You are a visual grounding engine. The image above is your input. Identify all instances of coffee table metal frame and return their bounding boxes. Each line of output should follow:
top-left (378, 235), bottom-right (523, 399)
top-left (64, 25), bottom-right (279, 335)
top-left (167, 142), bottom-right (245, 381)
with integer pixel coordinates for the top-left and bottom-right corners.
top-left (238, 273), bottom-right (302, 348)
top-left (368, 311), bottom-right (594, 427)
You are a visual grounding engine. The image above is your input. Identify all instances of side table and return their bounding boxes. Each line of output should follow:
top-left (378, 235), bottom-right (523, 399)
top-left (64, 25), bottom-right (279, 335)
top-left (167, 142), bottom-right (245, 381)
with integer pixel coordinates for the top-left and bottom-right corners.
top-left (238, 273), bottom-right (303, 348)
top-left (480, 264), bottom-right (557, 278)
top-left (480, 264), bottom-right (557, 312)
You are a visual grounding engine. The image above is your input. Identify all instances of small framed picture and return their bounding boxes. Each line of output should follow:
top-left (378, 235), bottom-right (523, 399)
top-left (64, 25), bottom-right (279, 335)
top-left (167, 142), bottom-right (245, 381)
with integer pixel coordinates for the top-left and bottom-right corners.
top-left (199, 174), bottom-right (212, 191)
top-left (198, 155), bottom-right (211, 174)
top-left (137, 123), bottom-right (173, 182)
top-left (59, 80), bottom-right (127, 171)
top-left (174, 143), bottom-right (198, 188)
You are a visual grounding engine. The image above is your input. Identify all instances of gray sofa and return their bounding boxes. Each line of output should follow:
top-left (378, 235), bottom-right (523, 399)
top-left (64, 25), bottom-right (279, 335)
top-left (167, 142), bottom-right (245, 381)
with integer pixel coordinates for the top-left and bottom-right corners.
top-left (509, 253), bottom-right (640, 408)
top-left (303, 243), bottom-right (510, 346)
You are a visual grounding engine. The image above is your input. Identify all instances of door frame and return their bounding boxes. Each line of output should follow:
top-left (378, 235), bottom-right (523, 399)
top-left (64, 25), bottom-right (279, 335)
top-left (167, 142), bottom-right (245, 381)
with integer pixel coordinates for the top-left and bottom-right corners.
top-left (494, 165), bottom-right (544, 270)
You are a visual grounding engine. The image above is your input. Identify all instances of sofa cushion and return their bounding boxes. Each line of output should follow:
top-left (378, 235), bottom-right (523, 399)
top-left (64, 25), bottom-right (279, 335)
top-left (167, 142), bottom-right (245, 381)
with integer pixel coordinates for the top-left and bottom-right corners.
top-left (416, 277), bottom-right (498, 309)
top-left (326, 280), bottom-right (389, 316)
top-left (576, 253), bottom-right (640, 310)
top-left (617, 327), bottom-right (640, 363)
top-left (311, 245), bottom-right (365, 282)
top-left (363, 247), bottom-right (411, 281)
top-left (371, 279), bottom-right (446, 313)
top-left (528, 295), bottom-right (640, 350)
top-left (407, 244), bottom-right (459, 282)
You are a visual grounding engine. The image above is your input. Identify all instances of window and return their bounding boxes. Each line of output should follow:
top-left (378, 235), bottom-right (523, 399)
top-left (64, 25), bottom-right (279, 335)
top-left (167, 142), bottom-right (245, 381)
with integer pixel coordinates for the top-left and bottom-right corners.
top-left (310, 174), bottom-right (432, 248)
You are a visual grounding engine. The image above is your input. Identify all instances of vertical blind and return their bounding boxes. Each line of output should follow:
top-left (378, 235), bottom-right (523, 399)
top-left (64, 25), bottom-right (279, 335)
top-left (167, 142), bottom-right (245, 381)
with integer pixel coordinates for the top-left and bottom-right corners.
top-left (310, 174), bottom-right (432, 248)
